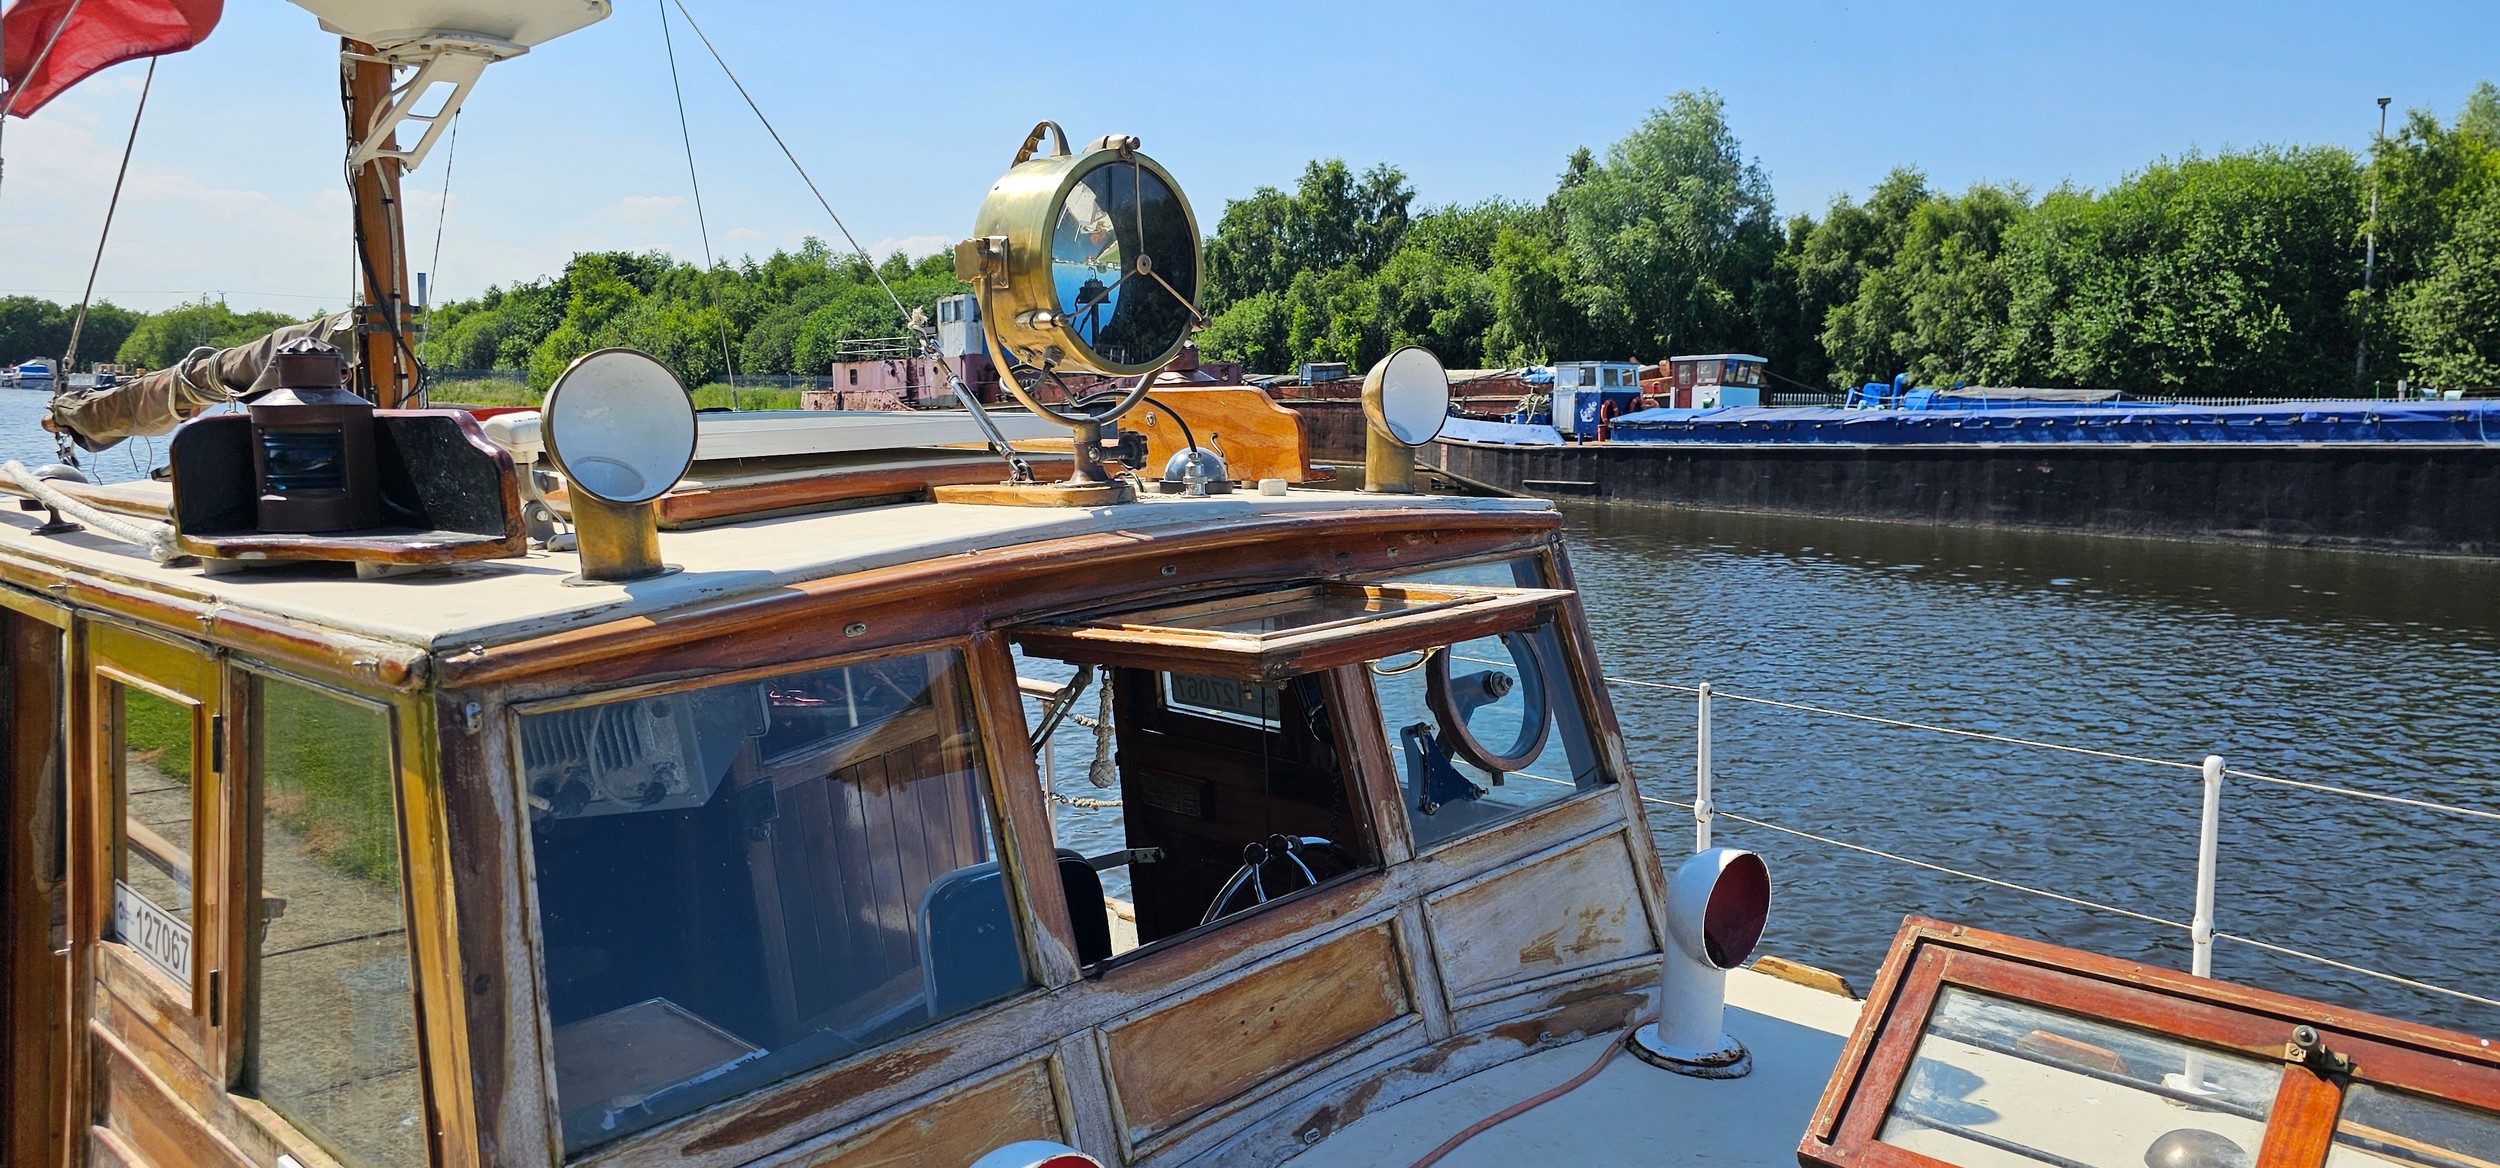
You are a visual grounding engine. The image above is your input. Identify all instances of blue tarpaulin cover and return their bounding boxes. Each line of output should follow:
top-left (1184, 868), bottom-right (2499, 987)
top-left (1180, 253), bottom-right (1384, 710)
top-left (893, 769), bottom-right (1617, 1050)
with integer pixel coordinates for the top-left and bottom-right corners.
top-left (1602, 402), bottom-right (2500, 446)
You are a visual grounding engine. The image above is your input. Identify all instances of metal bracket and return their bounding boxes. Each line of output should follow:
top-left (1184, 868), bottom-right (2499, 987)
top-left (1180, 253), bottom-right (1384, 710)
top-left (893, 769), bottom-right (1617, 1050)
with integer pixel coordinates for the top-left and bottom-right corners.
top-left (1085, 848), bottom-right (1162, 871)
top-left (2285, 1025), bottom-right (2354, 1076)
top-left (344, 37), bottom-right (524, 173)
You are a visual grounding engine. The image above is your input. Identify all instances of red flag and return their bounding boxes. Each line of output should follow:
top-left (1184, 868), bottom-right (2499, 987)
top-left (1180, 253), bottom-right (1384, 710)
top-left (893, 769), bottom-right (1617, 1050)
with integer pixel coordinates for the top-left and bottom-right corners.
top-left (2, 0), bottom-right (220, 119)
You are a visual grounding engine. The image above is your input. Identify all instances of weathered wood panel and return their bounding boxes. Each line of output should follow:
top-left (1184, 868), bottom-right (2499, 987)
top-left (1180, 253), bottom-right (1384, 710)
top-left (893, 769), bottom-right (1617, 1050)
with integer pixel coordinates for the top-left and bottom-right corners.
top-left (795, 1057), bottom-right (1062, 1168)
top-left (92, 1033), bottom-right (253, 1168)
top-left (1103, 923), bottom-right (1411, 1142)
top-left (1422, 831), bottom-right (1655, 1001)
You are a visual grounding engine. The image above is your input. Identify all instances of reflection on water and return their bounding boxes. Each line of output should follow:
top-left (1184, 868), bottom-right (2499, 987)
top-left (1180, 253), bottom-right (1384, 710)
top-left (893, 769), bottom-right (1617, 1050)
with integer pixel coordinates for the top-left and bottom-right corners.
top-left (0, 391), bottom-right (172, 484)
top-left (1566, 502), bottom-right (2500, 1036)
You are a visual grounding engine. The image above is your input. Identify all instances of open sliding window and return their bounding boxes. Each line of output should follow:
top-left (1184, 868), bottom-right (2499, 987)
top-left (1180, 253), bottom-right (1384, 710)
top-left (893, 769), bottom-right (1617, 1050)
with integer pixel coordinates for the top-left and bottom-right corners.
top-left (1803, 919), bottom-right (2500, 1168)
top-left (1013, 580), bottom-right (1577, 961)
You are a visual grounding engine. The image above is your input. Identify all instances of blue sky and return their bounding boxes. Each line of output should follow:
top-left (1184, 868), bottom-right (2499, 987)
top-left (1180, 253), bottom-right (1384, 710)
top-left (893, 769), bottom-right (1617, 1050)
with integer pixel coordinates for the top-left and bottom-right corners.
top-left (2, 0), bottom-right (2494, 315)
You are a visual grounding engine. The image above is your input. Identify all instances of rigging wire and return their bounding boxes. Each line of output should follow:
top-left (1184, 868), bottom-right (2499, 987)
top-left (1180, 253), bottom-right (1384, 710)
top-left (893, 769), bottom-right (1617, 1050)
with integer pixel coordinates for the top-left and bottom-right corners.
top-left (337, 60), bottom-right (427, 405)
top-left (419, 109), bottom-right (460, 402)
top-left (663, 0), bottom-right (909, 320)
top-left (0, 0), bottom-right (89, 204)
top-left (57, 54), bottom-right (154, 460)
top-left (656, 0), bottom-right (741, 406)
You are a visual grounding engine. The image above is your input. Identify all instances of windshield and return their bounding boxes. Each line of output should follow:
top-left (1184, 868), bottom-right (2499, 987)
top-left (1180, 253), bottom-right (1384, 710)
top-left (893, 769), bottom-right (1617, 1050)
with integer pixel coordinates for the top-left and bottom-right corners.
top-left (518, 648), bottom-right (1030, 1154)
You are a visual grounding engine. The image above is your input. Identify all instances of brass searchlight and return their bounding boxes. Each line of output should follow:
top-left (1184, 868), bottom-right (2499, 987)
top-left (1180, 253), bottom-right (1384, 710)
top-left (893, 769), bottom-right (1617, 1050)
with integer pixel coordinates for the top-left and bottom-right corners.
top-left (955, 122), bottom-right (1203, 498)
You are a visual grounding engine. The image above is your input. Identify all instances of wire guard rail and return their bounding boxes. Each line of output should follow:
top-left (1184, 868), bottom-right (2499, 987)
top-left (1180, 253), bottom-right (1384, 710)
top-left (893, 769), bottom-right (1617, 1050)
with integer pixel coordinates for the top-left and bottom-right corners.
top-left (1590, 667), bottom-right (2500, 1012)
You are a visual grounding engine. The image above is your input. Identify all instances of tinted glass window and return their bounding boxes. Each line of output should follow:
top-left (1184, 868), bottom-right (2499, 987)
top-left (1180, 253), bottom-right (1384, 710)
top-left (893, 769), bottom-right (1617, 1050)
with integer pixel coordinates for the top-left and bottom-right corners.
top-left (1880, 987), bottom-right (2279, 1168)
top-left (111, 684), bottom-right (197, 985)
top-left (1369, 559), bottom-right (1609, 849)
top-left (523, 649), bottom-right (1026, 1154)
top-left (248, 677), bottom-right (423, 1168)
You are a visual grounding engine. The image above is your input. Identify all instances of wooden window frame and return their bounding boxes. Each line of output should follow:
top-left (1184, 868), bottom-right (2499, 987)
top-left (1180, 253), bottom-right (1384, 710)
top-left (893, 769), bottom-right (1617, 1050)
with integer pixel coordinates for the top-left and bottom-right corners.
top-left (83, 619), bottom-right (229, 1077)
top-left (1009, 581), bottom-right (1576, 684)
top-left (1802, 918), bottom-right (2500, 1168)
top-left (230, 661), bottom-right (441, 1168)
top-left (1347, 550), bottom-right (1630, 856)
top-left (503, 637), bottom-right (1056, 1156)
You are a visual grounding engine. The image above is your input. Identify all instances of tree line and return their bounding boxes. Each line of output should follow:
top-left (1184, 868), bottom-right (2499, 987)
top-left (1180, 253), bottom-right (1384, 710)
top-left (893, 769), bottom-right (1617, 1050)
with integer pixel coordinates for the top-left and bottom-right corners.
top-left (1199, 84), bottom-right (2499, 395)
top-left (7, 83), bottom-right (2492, 395)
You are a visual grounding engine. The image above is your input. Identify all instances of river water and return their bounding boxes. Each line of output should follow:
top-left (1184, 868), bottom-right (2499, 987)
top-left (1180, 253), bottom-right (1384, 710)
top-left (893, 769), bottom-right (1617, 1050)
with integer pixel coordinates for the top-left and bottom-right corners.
top-left (9, 391), bottom-right (2494, 1034)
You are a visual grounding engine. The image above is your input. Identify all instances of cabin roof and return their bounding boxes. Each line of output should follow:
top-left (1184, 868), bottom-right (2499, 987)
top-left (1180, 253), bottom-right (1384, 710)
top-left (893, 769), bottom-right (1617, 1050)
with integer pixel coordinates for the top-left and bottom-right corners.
top-left (0, 485), bottom-right (1553, 655)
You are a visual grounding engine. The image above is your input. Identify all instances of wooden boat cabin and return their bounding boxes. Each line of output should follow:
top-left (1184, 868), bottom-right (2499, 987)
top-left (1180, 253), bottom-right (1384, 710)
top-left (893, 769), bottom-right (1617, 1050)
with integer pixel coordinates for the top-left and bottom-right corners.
top-left (0, 424), bottom-right (1681, 1168)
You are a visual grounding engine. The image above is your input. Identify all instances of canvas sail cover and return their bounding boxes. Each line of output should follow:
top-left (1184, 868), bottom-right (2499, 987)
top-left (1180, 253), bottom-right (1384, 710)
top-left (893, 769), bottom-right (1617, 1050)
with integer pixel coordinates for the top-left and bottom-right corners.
top-left (1, 0), bottom-right (221, 118)
top-left (48, 312), bottom-right (356, 451)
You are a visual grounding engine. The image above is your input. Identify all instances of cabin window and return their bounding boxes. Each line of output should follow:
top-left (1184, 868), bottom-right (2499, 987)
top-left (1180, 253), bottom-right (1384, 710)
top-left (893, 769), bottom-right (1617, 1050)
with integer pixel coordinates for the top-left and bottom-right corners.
top-left (1368, 560), bottom-right (1608, 849)
top-left (1091, 666), bottom-right (1374, 954)
top-left (1013, 579), bottom-right (1577, 957)
top-left (109, 682), bottom-right (201, 986)
top-left (520, 647), bottom-right (1026, 1155)
top-left (243, 674), bottom-right (424, 1168)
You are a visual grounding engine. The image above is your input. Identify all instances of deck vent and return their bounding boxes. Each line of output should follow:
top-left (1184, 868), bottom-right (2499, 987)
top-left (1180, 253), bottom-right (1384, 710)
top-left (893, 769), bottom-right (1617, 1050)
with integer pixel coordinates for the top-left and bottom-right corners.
top-left (1628, 847), bottom-right (1770, 1078)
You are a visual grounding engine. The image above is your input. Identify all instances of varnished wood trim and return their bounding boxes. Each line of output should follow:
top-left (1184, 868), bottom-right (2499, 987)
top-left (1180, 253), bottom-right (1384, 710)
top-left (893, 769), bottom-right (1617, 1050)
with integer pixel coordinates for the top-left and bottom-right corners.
top-left (0, 580), bottom-right (73, 625)
top-left (2254, 1066), bottom-right (2345, 1168)
top-left (970, 633), bottom-right (1084, 988)
top-left (445, 510), bottom-right (1559, 688)
top-left (436, 688), bottom-right (558, 1168)
top-left (1, 557), bottom-right (426, 692)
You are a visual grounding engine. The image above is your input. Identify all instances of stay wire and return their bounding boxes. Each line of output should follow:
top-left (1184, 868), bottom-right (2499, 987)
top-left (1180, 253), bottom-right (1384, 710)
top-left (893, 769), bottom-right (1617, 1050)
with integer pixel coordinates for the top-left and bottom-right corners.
top-left (61, 56), bottom-right (154, 392)
top-left (666, 0), bottom-right (988, 407)
top-left (420, 109), bottom-right (459, 399)
top-left (655, 0), bottom-right (740, 403)
top-left (0, 0), bottom-right (88, 203)
top-left (663, 0), bottom-right (907, 319)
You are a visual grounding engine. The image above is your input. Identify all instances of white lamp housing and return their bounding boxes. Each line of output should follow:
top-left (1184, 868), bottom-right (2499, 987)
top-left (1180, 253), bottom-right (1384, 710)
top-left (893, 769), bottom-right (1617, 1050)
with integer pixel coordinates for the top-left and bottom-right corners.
top-left (1627, 847), bottom-right (1770, 1078)
top-left (967, 1142), bottom-right (1101, 1168)
top-left (287, 0), bottom-right (613, 171)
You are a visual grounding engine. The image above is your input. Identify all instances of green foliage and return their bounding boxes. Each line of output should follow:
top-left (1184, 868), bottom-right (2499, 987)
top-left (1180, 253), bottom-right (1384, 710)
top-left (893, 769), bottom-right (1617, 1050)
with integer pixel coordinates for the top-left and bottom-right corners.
top-left (116, 298), bottom-right (306, 369)
top-left (0, 297), bottom-right (146, 371)
top-left (119, 688), bottom-right (193, 779)
top-left (2390, 197), bottom-right (2500, 386)
top-left (1203, 160), bottom-right (1415, 312)
top-left (1989, 148), bottom-right (2365, 394)
top-left (1552, 92), bottom-right (1783, 360)
top-left (30, 84), bottom-right (2500, 398)
top-left (408, 242), bottom-right (968, 390)
top-left (258, 680), bottom-right (399, 886)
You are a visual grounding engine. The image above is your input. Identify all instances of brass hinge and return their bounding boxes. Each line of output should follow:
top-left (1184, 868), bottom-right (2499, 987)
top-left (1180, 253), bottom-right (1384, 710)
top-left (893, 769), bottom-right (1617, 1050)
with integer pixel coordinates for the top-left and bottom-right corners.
top-left (210, 713), bottom-right (226, 774)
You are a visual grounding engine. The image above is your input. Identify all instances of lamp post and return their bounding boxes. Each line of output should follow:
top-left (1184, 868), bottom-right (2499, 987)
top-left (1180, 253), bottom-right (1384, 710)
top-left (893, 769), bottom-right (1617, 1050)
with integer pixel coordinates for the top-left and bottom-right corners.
top-left (2356, 96), bottom-right (2391, 386)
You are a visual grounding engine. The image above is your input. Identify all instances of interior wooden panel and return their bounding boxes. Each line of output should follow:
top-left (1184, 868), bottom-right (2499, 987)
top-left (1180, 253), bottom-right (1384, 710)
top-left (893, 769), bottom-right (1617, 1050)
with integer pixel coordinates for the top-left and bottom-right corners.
top-left (1103, 922), bottom-right (1411, 1141)
top-left (1423, 831), bottom-right (1656, 1000)
top-left (1109, 667), bottom-right (1371, 944)
top-left (799, 1056), bottom-right (1062, 1168)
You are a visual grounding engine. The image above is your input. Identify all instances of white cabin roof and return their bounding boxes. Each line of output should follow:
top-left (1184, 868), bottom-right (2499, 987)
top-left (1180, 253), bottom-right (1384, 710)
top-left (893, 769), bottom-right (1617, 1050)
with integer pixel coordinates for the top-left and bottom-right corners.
top-left (0, 486), bottom-right (1552, 654)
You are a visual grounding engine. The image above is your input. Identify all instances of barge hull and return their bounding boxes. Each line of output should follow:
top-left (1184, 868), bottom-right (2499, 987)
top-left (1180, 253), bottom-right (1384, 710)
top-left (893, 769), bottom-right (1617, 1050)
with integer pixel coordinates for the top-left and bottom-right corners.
top-left (1426, 439), bottom-right (2500, 556)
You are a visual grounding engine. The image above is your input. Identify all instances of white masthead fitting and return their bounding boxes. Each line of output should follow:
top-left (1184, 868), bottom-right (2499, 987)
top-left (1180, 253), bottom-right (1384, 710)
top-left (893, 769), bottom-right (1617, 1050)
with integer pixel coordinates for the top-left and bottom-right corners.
top-left (287, 0), bottom-right (613, 172)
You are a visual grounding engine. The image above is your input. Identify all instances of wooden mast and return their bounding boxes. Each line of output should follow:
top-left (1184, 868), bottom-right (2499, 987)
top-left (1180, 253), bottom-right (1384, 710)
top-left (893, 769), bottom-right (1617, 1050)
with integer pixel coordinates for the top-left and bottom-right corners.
top-left (343, 40), bottom-right (415, 408)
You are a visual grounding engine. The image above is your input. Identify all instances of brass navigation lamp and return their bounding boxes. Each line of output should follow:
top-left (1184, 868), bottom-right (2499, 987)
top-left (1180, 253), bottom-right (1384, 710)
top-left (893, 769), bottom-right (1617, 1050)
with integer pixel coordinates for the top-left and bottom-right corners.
top-left (250, 337), bottom-right (382, 532)
top-left (954, 122), bottom-right (1204, 503)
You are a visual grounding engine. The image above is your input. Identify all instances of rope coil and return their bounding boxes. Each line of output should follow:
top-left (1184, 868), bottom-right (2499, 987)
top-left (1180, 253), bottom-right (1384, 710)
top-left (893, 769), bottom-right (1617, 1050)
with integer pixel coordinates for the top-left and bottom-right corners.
top-left (1, 462), bottom-right (180, 562)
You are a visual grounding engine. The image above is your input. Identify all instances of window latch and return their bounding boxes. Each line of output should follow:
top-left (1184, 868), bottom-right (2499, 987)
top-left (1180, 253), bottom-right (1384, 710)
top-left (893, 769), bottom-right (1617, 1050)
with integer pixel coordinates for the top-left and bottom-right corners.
top-left (2285, 1025), bottom-right (2354, 1076)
